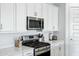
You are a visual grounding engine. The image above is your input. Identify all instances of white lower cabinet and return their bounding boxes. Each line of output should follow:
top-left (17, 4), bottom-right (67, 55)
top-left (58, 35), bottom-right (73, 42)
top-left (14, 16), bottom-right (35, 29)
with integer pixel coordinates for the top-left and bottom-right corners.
top-left (58, 43), bottom-right (64, 56)
top-left (51, 41), bottom-right (64, 56)
top-left (22, 46), bottom-right (34, 56)
top-left (55, 45), bottom-right (59, 56)
top-left (22, 50), bottom-right (33, 56)
top-left (51, 44), bottom-right (59, 56)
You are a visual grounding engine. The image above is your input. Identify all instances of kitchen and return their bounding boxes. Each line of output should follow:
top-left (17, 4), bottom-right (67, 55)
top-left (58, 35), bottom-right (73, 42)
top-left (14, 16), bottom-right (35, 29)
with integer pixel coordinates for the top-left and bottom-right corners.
top-left (0, 3), bottom-right (65, 56)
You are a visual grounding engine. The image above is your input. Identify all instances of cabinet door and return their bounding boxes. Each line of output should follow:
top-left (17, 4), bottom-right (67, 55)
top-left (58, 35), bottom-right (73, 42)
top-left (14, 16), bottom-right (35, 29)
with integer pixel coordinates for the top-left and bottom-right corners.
top-left (35, 3), bottom-right (43, 17)
top-left (48, 4), bottom-right (58, 31)
top-left (59, 44), bottom-right (64, 56)
top-left (16, 3), bottom-right (26, 32)
top-left (54, 45), bottom-right (59, 56)
top-left (22, 49), bottom-right (33, 56)
top-left (1, 3), bottom-right (15, 32)
top-left (48, 4), bottom-right (53, 31)
top-left (42, 4), bottom-right (49, 31)
top-left (52, 5), bottom-right (58, 31)
top-left (26, 3), bottom-right (35, 16)
top-left (51, 46), bottom-right (55, 56)
top-left (0, 4), bottom-right (1, 29)
top-left (51, 44), bottom-right (59, 56)
top-left (61, 44), bottom-right (64, 56)
top-left (26, 3), bottom-right (43, 17)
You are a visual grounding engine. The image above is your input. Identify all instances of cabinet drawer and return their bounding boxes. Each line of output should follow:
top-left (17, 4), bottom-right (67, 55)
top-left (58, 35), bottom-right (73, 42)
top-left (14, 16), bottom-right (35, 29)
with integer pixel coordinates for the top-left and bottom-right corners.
top-left (51, 48), bottom-right (55, 56)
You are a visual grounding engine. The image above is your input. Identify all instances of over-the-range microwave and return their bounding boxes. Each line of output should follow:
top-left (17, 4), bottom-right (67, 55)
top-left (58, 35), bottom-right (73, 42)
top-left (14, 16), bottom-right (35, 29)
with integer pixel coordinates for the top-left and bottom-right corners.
top-left (26, 16), bottom-right (44, 30)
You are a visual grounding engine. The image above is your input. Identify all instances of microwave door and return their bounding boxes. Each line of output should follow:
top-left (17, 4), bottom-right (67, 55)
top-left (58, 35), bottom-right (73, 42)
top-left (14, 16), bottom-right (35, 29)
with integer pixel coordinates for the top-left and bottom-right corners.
top-left (27, 17), bottom-right (38, 30)
top-left (27, 16), bottom-right (44, 30)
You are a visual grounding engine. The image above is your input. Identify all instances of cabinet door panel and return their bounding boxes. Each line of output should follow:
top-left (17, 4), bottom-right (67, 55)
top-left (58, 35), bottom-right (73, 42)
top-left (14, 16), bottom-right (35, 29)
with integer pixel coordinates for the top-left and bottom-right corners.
top-left (54, 46), bottom-right (59, 56)
top-left (16, 3), bottom-right (26, 32)
top-left (22, 49), bottom-right (33, 56)
top-left (52, 5), bottom-right (58, 31)
top-left (42, 4), bottom-right (49, 31)
top-left (46, 4), bottom-right (58, 31)
top-left (59, 44), bottom-right (64, 56)
top-left (26, 3), bottom-right (35, 16)
top-left (27, 3), bottom-right (42, 17)
top-left (51, 46), bottom-right (55, 56)
top-left (48, 4), bottom-right (53, 31)
top-left (1, 3), bottom-right (15, 32)
top-left (35, 3), bottom-right (42, 17)
top-left (51, 45), bottom-right (59, 56)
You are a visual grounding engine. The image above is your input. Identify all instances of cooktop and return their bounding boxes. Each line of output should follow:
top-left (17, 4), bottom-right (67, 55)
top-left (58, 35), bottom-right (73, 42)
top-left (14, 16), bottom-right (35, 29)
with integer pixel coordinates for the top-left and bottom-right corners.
top-left (22, 40), bottom-right (50, 48)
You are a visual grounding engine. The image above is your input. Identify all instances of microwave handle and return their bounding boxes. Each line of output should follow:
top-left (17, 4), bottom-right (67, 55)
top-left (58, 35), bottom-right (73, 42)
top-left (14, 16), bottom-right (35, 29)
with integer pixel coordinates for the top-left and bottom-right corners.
top-left (42, 19), bottom-right (44, 29)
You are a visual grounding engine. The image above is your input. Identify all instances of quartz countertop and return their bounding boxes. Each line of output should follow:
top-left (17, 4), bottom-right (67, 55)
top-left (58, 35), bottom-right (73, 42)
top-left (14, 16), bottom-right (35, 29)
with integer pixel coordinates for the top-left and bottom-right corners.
top-left (45, 40), bottom-right (64, 46)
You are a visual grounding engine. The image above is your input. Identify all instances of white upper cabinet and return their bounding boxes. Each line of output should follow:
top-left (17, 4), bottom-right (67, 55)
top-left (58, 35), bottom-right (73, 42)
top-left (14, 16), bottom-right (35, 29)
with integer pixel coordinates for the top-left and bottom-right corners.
top-left (16, 3), bottom-right (26, 32)
top-left (0, 3), bottom-right (16, 32)
top-left (48, 4), bottom-right (54, 31)
top-left (35, 3), bottom-right (43, 17)
top-left (42, 4), bottom-right (49, 31)
top-left (51, 5), bottom-right (58, 31)
top-left (43, 4), bottom-right (58, 31)
top-left (0, 3), bottom-right (58, 33)
top-left (26, 3), bottom-right (35, 17)
top-left (48, 4), bottom-right (58, 31)
top-left (26, 3), bottom-right (43, 17)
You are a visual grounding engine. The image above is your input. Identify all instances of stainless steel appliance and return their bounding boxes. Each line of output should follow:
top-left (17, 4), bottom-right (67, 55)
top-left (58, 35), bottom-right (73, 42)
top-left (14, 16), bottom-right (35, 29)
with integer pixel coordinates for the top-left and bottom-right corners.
top-left (52, 35), bottom-right (57, 40)
top-left (27, 16), bottom-right (44, 30)
top-left (49, 33), bottom-right (57, 41)
top-left (22, 39), bottom-right (50, 56)
top-left (22, 35), bottom-right (50, 56)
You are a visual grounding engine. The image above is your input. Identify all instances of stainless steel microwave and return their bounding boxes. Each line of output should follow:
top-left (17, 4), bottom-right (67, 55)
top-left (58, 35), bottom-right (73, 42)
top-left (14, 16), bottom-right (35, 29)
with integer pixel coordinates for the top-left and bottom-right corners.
top-left (26, 16), bottom-right (44, 30)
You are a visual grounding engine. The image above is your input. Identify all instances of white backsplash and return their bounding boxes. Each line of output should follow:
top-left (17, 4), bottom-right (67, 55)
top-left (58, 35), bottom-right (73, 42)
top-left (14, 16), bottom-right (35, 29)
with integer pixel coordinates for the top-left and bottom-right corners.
top-left (42, 31), bottom-right (53, 42)
top-left (0, 31), bottom-right (59, 49)
top-left (0, 31), bottom-right (42, 49)
top-left (0, 33), bottom-right (17, 49)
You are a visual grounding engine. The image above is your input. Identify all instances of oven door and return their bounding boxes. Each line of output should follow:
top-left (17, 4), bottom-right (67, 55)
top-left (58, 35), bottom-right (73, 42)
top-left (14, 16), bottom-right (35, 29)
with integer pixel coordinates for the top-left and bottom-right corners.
top-left (34, 48), bottom-right (50, 56)
top-left (37, 50), bottom-right (50, 56)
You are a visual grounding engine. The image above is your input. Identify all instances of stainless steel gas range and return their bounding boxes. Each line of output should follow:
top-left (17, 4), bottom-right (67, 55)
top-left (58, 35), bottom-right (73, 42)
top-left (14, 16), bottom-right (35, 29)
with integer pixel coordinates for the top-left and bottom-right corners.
top-left (22, 35), bottom-right (50, 56)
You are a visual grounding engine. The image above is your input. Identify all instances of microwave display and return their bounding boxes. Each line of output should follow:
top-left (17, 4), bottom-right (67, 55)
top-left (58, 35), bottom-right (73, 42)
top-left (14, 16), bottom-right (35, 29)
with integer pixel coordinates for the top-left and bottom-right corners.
top-left (27, 16), bottom-right (44, 30)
